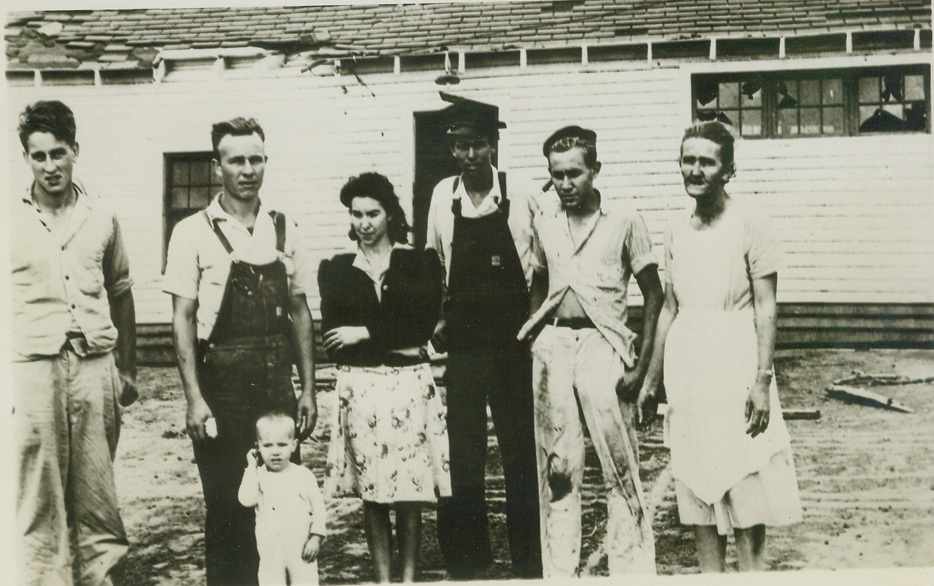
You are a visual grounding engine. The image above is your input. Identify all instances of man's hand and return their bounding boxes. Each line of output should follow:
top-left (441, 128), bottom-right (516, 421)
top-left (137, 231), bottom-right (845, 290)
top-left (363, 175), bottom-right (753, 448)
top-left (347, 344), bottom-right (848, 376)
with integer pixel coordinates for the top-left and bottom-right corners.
top-left (615, 367), bottom-right (645, 403)
top-left (117, 369), bottom-right (139, 407)
top-left (296, 389), bottom-right (318, 441)
top-left (745, 378), bottom-right (771, 438)
top-left (322, 326), bottom-right (369, 353)
top-left (302, 534), bottom-right (322, 562)
top-left (186, 396), bottom-right (214, 442)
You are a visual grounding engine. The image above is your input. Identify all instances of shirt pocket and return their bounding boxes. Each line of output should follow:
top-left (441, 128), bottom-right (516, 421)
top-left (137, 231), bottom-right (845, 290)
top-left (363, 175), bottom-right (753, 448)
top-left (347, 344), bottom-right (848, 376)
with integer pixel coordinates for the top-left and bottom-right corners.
top-left (75, 251), bottom-right (105, 296)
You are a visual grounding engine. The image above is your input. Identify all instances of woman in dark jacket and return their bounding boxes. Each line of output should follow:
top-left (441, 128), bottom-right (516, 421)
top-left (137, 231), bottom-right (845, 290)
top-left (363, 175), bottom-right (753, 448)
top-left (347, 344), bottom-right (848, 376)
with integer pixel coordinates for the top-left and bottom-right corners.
top-left (320, 172), bottom-right (450, 583)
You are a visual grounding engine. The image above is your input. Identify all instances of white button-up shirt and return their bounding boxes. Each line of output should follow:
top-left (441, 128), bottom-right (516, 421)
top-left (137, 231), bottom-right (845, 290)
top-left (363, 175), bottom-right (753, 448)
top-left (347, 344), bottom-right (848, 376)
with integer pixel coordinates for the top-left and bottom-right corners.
top-left (10, 184), bottom-right (133, 360)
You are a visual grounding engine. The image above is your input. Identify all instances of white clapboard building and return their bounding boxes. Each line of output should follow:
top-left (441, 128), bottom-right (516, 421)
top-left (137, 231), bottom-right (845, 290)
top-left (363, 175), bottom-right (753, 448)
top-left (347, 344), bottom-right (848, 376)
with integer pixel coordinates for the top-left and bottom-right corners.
top-left (5, 1), bottom-right (933, 361)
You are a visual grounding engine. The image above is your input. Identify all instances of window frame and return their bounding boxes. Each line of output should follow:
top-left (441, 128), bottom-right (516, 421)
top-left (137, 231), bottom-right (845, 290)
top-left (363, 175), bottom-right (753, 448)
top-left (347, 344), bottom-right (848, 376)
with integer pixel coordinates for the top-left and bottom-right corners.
top-left (691, 64), bottom-right (931, 139)
top-left (162, 151), bottom-right (221, 269)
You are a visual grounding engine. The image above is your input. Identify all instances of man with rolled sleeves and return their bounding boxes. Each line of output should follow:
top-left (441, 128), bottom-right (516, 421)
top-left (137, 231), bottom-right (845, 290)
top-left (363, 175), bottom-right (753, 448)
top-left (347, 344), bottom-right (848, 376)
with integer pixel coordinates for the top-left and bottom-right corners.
top-left (11, 100), bottom-right (137, 585)
top-left (517, 126), bottom-right (664, 576)
top-left (427, 99), bottom-right (542, 580)
top-left (163, 117), bottom-right (317, 586)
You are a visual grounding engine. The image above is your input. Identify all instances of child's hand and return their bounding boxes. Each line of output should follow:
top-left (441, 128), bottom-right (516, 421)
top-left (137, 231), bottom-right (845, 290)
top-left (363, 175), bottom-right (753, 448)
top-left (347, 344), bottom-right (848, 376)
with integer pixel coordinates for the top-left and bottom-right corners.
top-left (302, 534), bottom-right (322, 562)
top-left (245, 448), bottom-right (259, 467)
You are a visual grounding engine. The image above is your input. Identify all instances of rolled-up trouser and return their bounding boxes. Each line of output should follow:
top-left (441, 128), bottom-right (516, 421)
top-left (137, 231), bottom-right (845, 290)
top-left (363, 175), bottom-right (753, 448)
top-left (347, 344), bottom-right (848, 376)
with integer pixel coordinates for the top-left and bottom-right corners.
top-left (195, 336), bottom-right (298, 586)
top-left (437, 344), bottom-right (543, 579)
top-left (531, 326), bottom-right (655, 577)
top-left (13, 349), bottom-right (128, 586)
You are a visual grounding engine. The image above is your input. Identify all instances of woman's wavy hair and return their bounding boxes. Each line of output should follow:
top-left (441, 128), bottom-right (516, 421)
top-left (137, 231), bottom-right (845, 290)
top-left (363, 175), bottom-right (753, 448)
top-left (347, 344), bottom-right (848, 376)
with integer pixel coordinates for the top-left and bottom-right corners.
top-left (340, 172), bottom-right (411, 244)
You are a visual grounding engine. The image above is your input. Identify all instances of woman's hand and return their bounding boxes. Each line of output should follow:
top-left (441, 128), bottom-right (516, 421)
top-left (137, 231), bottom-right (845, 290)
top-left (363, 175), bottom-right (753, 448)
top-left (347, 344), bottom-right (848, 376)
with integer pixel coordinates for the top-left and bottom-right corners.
top-left (636, 378), bottom-right (662, 428)
top-left (745, 376), bottom-right (771, 438)
top-left (322, 326), bottom-right (370, 353)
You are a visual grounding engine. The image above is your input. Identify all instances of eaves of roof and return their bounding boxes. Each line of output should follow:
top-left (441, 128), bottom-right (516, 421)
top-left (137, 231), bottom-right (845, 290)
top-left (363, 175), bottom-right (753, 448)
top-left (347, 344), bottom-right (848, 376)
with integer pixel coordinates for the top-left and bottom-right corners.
top-left (5, 0), bottom-right (931, 71)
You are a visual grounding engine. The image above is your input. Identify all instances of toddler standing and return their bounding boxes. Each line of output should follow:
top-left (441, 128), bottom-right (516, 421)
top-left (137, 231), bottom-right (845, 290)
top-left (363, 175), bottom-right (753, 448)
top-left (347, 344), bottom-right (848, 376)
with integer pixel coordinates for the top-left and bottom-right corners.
top-left (239, 410), bottom-right (327, 585)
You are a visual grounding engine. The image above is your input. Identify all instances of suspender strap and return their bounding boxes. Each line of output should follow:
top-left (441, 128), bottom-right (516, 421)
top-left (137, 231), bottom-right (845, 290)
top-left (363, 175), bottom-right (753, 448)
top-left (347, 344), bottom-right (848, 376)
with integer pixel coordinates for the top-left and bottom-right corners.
top-left (204, 210), bottom-right (235, 254)
top-left (272, 210), bottom-right (286, 253)
top-left (203, 209), bottom-right (287, 254)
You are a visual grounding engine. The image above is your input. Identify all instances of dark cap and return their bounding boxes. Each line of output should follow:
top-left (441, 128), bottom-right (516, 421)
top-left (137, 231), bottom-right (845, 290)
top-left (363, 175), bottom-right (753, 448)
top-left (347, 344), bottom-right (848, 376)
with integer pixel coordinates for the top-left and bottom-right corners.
top-left (542, 125), bottom-right (597, 156)
top-left (442, 97), bottom-right (506, 138)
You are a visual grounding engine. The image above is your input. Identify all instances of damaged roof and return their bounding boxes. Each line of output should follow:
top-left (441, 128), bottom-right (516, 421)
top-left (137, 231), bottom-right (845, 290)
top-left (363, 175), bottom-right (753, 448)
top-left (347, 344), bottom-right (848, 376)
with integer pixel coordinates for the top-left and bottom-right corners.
top-left (5, 0), bottom-right (932, 70)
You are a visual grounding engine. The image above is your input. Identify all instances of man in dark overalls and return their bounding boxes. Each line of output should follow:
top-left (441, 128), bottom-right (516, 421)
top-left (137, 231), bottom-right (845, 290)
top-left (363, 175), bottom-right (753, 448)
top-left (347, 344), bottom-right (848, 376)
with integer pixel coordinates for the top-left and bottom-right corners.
top-left (163, 117), bottom-right (317, 586)
top-left (426, 100), bottom-right (542, 580)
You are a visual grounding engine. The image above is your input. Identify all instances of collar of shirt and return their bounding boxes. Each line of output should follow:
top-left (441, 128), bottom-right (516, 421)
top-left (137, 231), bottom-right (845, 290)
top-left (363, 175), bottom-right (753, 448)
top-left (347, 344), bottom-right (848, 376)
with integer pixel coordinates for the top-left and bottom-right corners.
top-left (203, 193), bottom-right (280, 260)
top-left (453, 165), bottom-right (502, 218)
top-left (353, 242), bottom-right (409, 300)
top-left (22, 182), bottom-right (94, 244)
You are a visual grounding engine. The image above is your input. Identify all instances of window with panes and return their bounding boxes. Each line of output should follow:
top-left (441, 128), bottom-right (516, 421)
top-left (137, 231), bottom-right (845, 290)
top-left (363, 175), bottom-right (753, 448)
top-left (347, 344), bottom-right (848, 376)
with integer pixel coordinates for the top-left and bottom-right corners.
top-left (692, 64), bottom-right (929, 138)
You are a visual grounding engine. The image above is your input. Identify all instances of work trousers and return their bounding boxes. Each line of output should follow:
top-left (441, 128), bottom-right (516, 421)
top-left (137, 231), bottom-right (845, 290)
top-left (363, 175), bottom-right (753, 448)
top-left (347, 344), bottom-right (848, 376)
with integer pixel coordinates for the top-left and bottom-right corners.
top-left (14, 349), bottom-right (128, 586)
top-left (437, 345), bottom-right (542, 579)
top-left (531, 326), bottom-right (655, 577)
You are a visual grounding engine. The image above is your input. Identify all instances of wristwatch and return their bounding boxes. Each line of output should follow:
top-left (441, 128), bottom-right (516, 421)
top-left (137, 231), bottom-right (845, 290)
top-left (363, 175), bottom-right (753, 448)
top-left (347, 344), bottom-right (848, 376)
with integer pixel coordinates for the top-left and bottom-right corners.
top-left (757, 367), bottom-right (774, 379)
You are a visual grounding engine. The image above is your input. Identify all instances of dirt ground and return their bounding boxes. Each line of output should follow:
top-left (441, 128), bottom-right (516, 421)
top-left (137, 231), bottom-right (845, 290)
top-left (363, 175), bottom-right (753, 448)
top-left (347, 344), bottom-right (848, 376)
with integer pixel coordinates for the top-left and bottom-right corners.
top-left (115, 349), bottom-right (934, 584)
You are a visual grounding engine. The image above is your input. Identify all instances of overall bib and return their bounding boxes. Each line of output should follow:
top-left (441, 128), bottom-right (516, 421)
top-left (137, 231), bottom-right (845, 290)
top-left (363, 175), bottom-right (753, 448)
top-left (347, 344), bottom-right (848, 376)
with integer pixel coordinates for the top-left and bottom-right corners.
top-left (437, 181), bottom-right (543, 579)
top-left (194, 211), bottom-right (299, 586)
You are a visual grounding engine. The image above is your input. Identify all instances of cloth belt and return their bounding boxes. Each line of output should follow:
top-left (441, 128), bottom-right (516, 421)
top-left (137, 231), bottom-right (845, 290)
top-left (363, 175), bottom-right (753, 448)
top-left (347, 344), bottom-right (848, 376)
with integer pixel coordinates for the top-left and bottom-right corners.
top-left (550, 316), bottom-right (596, 330)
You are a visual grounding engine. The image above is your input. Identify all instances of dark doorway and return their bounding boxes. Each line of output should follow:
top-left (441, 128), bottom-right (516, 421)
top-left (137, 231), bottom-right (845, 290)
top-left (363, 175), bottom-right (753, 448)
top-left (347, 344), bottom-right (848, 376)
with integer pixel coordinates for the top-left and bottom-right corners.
top-left (412, 98), bottom-right (500, 249)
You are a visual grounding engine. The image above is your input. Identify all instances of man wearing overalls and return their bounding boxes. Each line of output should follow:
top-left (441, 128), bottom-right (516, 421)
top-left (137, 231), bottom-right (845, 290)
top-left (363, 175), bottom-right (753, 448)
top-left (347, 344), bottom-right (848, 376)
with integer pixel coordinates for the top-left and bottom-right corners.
top-left (427, 100), bottom-right (543, 580)
top-left (163, 117), bottom-right (317, 585)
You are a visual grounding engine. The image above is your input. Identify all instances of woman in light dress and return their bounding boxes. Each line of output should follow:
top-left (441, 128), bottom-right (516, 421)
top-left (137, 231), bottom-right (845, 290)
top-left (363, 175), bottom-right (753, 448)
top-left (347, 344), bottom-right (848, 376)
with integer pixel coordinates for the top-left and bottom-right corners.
top-left (638, 121), bottom-right (802, 572)
top-left (319, 172), bottom-right (450, 582)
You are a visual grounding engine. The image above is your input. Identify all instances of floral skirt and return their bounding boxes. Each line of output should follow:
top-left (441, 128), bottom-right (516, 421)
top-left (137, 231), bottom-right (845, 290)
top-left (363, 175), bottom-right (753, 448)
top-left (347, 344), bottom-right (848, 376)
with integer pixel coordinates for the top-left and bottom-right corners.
top-left (325, 363), bottom-right (452, 503)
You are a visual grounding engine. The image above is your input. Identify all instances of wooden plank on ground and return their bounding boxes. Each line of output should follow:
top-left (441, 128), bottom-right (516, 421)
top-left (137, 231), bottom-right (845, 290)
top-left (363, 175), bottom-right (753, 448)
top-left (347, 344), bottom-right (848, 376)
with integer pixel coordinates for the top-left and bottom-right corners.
top-left (825, 385), bottom-right (915, 413)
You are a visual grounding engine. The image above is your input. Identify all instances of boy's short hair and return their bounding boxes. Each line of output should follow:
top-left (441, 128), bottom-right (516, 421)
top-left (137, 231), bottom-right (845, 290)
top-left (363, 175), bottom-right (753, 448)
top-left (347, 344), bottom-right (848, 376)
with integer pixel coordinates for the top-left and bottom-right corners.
top-left (681, 120), bottom-right (737, 166)
top-left (18, 100), bottom-right (77, 150)
top-left (211, 117), bottom-right (265, 159)
top-left (255, 410), bottom-right (296, 437)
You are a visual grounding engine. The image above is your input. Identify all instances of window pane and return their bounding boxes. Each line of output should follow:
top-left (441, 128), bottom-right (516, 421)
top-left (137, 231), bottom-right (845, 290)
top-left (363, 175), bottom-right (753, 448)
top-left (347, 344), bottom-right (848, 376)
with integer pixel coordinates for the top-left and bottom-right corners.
top-left (717, 110), bottom-right (737, 127)
top-left (905, 75), bottom-right (925, 101)
top-left (823, 107), bottom-right (844, 134)
top-left (800, 108), bottom-right (820, 135)
top-left (741, 109), bottom-right (762, 136)
top-left (859, 77), bottom-right (879, 103)
top-left (800, 80), bottom-right (821, 106)
top-left (170, 187), bottom-right (190, 209)
top-left (776, 80), bottom-right (799, 110)
top-left (171, 162), bottom-right (190, 187)
top-left (741, 82), bottom-right (762, 107)
top-left (719, 82), bottom-right (739, 108)
top-left (190, 160), bottom-right (212, 185)
top-left (883, 103), bottom-right (905, 118)
top-left (188, 187), bottom-right (211, 208)
top-left (777, 109), bottom-right (798, 135)
top-left (823, 79), bottom-right (843, 105)
top-left (906, 100), bottom-right (927, 131)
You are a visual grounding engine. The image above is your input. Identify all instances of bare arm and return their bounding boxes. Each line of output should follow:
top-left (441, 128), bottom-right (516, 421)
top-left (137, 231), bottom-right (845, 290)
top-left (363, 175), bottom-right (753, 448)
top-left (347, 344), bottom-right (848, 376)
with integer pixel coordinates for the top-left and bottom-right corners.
top-left (636, 283), bottom-right (678, 424)
top-left (746, 273), bottom-right (778, 438)
top-left (617, 266), bottom-right (663, 401)
top-left (172, 295), bottom-right (213, 442)
top-left (290, 295), bottom-right (318, 440)
top-left (110, 290), bottom-right (138, 406)
top-left (238, 450), bottom-right (260, 507)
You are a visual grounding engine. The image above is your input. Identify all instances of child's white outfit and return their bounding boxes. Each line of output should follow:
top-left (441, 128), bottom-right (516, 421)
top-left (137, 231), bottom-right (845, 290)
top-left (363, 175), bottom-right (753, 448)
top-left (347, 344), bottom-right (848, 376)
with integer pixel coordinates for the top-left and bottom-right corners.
top-left (238, 462), bottom-right (327, 585)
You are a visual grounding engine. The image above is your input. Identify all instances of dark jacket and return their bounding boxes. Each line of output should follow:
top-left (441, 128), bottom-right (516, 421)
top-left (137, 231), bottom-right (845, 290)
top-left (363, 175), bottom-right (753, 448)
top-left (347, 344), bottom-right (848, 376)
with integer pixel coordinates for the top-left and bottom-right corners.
top-left (318, 247), bottom-right (443, 366)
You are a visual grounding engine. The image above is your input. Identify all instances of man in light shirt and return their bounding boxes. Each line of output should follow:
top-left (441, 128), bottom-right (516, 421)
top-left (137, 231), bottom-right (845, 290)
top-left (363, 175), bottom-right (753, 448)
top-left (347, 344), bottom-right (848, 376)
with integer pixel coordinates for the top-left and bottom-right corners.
top-left (427, 98), bottom-right (542, 580)
top-left (163, 117), bottom-right (317, 586)
top-left (11, 100), bottom-right (136, 585)
top-left (518, 126), bottom-right (664, 576)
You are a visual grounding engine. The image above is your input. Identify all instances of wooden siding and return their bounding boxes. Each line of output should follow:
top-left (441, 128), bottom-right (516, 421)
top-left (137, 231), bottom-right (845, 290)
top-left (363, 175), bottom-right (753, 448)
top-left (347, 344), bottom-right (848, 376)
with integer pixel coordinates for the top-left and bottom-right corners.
top-left (6, 53), bottom-right (933, 328)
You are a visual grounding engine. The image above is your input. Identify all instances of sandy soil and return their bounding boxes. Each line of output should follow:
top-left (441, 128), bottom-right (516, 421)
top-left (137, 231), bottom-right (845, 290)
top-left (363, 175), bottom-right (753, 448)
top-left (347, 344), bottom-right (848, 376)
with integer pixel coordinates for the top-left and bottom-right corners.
top-left (114, 349), bottom-right (934, 584)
